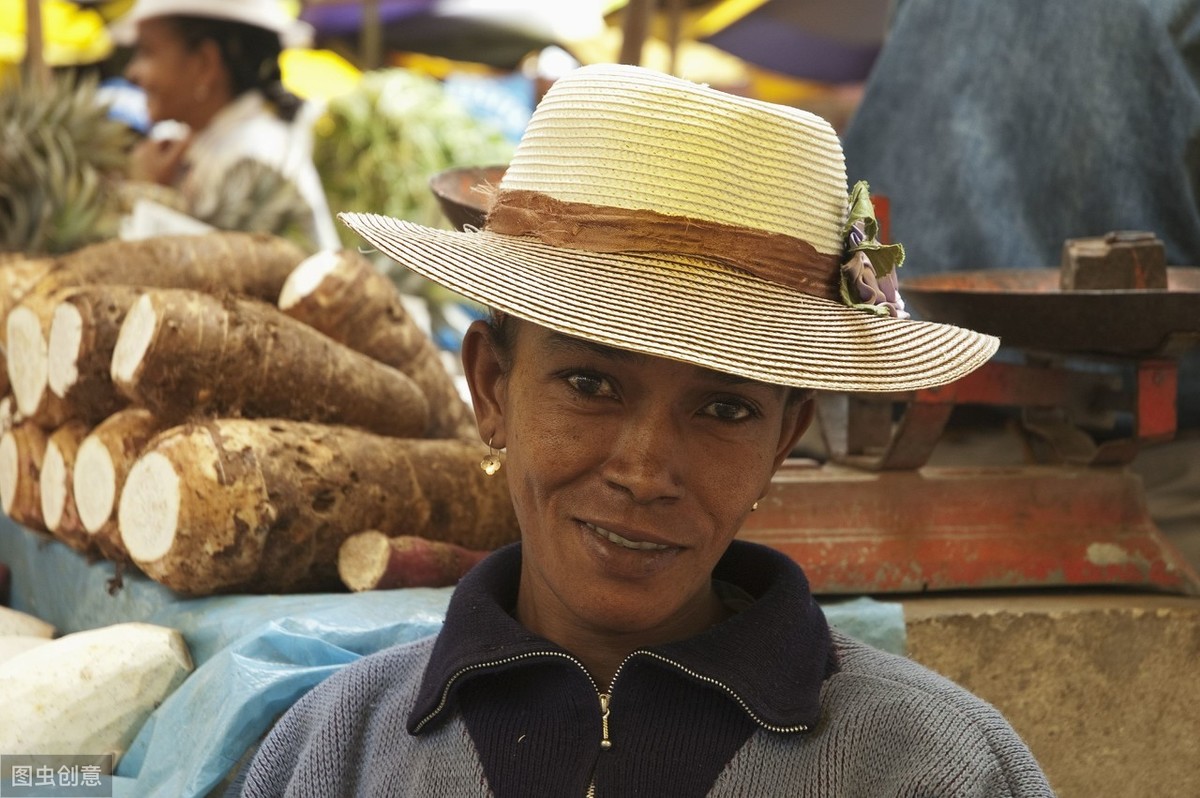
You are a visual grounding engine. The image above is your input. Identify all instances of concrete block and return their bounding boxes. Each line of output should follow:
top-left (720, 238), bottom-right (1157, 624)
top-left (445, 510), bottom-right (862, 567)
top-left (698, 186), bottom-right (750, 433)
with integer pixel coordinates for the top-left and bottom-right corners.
top-left (903, 593), bottom-right (1200, 798)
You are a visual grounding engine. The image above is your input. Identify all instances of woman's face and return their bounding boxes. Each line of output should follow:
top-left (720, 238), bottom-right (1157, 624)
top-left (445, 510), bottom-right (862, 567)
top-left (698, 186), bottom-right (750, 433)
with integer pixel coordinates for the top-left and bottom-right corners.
top-left (464, 319), bottom-right (808, 644)
top-left (124, 19), bottom-right (211, 126)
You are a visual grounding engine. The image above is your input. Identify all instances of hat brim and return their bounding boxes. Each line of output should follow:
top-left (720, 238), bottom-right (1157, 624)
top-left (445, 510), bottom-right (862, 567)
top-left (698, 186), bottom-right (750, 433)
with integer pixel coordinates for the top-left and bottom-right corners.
top-left (341, 213), bottom-right (999, 393)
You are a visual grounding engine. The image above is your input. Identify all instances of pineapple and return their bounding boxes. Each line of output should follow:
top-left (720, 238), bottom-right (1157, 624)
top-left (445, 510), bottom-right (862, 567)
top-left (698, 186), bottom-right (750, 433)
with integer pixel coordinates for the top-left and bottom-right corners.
top-left (187, 156), bottom-right (316, 252)
top-left (0, 70), bottom-right (135, 255)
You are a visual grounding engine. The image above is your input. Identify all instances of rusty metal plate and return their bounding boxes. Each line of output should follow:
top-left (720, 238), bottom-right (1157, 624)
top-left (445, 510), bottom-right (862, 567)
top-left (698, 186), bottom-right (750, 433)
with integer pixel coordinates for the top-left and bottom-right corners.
top-left (740, 461), bottom-right (1200, 595)
top-left (902, 268), bottom-right (1200, 356)
top-left (429, 164), bottom-right (506, 231)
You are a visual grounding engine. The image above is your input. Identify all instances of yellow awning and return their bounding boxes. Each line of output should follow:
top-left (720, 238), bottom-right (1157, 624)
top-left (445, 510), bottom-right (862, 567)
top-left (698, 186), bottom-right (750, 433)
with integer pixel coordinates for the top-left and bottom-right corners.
top-left (0, 0), bottom-right (115, 66)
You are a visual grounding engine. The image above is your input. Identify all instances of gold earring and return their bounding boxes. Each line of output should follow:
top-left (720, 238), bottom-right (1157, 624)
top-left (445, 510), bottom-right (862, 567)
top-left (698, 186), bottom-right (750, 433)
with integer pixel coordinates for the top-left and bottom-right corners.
top-left (480, 437), bottom-right (502, 476)
top-left (751, 500), bottom-right (759, 512)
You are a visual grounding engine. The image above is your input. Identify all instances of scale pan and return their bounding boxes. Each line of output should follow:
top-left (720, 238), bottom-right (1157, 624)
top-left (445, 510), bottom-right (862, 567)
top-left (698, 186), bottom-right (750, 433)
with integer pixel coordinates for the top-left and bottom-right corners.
top-left (902, 268), bottom-right (1200, 357)
top-left (429, 165), bottom-right (507, 231)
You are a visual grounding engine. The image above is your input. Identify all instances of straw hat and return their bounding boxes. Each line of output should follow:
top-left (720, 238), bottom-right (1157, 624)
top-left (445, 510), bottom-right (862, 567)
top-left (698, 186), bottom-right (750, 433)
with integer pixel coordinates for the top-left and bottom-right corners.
top-left (111, 0), bottom-right (313, 48)
top-left (343, 64), bottom-right (998, 392)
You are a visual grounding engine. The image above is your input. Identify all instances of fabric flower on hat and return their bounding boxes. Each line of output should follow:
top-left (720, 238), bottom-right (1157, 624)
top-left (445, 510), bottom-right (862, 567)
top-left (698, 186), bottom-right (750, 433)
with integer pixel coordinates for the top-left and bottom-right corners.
top-left (839, 181), bottom-right (909, 319)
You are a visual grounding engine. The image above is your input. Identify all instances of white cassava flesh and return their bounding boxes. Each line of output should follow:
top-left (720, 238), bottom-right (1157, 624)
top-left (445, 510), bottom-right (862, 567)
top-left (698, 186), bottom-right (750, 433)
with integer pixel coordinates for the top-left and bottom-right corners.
top-left (276, 248), bottom-right (338, 310)
top-left (0, 429), bottom-right (17, 513)
top-left (6, 304), bottom-right (48, 417)
top-left (39, 432), bottom-right (70, 530)
top-left (118, 451), bottom-right (180, 563)
top-left (0, 605), bottom-right (55, 637)
top-left (0, 635), bottom-right (51, 665)
top-left (0, 622), bottom-right (192, 762)
top-left (109, 294), bottom-right (155, 386)
top-left (46, 301), bottom-right (83, 397)
top-left (73, 434), bottom-right (120, 534)
top-left (72, 409), bottom-right (163, 561)
top-left (39, 420), bottom-right (90, 546)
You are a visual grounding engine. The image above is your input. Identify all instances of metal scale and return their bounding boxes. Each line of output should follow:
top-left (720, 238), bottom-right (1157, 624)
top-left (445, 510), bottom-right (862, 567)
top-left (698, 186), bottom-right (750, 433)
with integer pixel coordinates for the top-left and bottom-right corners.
top-left (744, 237), bottom-right (1200, 596)
top-left (430, 167), bottom-right (1200, 596)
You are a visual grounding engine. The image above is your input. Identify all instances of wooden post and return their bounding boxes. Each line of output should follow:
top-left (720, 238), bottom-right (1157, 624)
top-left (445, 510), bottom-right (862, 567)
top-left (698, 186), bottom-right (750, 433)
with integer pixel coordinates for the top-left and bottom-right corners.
top-left (619, 0), bottom-right (656, 66)
top-left (362, 0), bottom-right (383, 70)
top-left (665, 0), bottom-right (684, 76)
top-left (24, 0), bottom-right (50, 87)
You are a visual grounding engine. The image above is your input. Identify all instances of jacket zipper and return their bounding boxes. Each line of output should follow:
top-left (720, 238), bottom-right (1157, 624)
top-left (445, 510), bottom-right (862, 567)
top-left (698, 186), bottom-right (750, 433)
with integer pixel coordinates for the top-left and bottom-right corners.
top-left (586, 650), bottom-right (810, 797)
top-left (630, 650), bottom-right (811, 734)
top-left (412, 650), bottom-right (609, 798)
top-left (417, 648), bottom-right (809, 797)
top-left (411, 650), bottom-right (600, 733)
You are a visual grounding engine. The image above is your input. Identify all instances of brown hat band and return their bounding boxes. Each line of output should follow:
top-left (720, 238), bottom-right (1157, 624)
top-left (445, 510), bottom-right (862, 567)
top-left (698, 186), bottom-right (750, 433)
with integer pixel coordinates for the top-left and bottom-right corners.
top-left (484, 189), bottom-right (842, 302)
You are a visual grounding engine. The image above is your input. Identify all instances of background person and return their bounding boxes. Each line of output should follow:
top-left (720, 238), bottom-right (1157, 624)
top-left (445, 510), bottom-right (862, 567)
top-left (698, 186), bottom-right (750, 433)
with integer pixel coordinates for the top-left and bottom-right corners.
top-left (115, 0), bottom-right (340, 250)
top-left (230, 64), bottom-right (1053, 797)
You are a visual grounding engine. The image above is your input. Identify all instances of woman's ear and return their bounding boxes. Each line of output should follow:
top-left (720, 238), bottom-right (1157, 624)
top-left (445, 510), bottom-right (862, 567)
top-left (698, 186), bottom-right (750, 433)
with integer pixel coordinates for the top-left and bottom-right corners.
top-left (191, 39), bottom-right (228, 98)
top-left (460, 319), bottom-right (507, 448)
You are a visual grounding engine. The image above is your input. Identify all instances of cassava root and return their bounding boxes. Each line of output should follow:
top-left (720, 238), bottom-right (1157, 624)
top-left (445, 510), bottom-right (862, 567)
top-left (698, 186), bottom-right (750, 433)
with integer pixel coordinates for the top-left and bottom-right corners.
top-left (117, 419), bottom-right (519, 594)
top-left (111, 289), bottom-right (431, 437)
top-left (47, 286), bottom-right (144, 423)
top-left (338, 531), bottom-right (491, 591)
top-left (73, 408), bottom-right (164, 562)
top-left (278, 250), bottom-right (477, 439)
top-left (0, 422), bottom-right (47, 531)
top-left (39, 419), bottom-right (91, 551)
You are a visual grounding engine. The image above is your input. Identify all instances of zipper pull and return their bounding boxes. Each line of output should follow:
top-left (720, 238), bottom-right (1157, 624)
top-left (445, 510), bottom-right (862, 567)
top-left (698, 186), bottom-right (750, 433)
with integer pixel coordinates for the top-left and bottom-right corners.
top-left (598, 692), bottom-right (612, 750)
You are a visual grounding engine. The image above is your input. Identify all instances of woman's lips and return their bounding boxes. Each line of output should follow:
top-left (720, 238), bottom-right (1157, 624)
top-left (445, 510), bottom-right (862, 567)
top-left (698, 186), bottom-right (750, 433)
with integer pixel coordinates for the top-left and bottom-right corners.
top-left (582, 522), bottom-right (672, 551)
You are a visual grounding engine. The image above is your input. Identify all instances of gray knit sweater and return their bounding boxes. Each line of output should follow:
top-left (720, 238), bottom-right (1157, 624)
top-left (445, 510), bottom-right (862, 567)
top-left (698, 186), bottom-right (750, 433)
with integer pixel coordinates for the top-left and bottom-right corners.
top-left (234, 543), bottom-right (1054, 797)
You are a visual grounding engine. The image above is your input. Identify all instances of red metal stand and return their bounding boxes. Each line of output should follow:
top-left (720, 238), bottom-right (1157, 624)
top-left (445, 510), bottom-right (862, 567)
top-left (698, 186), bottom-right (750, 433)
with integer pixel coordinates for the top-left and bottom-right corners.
top-left (741, 461), bottom-right (1200, 595)
top-left (740, 357), bottom-right (1200, 596)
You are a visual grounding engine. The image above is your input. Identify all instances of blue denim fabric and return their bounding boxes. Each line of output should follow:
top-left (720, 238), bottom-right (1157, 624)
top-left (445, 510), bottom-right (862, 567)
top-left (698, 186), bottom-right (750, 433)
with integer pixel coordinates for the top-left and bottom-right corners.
top-left (843, 0), bottom-right (1200, 425)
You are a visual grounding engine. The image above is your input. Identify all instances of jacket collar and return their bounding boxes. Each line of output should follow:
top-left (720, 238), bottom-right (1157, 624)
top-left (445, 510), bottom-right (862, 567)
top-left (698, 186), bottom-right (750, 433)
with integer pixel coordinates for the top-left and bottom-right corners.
top-left (408, 540), bottom-right (836, 734)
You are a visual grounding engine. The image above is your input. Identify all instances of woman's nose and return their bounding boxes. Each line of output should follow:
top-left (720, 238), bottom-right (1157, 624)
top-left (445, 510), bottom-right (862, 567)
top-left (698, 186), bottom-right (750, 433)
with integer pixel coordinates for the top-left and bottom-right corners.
top-left (601, 408), bottom-right (684, 504)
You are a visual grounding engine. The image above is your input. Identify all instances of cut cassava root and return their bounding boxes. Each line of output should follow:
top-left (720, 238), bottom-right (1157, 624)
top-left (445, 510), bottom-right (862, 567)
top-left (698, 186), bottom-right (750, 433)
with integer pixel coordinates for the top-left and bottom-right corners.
top-left (0, 257), bottom-right (58, 400)
top-left (278, 250), bottom-right (478, 440)
top-left (73, 408), bottom-right (164, 562)
top-left (338, 531), bottom-right (491, 591)
top-left (6, 287), bottom-right (77, 426)
top-left (117, 419), bottom-right (519, 594)
top-left (0, 422), bottom-right (48, 531)
top-left (39, 419), bottom-right (91, 551)
top-left (47, 285), bottom-right (144, 423)
top-left (4, 233), bottom-right (306, 423)
top-left (111, 289), bottom-right (431, 437)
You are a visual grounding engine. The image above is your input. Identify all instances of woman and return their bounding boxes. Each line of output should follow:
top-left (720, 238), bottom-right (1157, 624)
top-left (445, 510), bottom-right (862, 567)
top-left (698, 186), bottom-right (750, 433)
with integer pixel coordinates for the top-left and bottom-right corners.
top-left (116, 0), bottom-right (339, 250)
top-left (233, 64), bottom-right (1053, 796)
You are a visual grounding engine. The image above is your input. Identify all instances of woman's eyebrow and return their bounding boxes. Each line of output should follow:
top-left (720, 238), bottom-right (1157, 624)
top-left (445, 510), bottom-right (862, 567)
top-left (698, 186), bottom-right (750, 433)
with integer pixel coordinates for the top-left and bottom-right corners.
top-left (542, 331), bottom-right (641, 362)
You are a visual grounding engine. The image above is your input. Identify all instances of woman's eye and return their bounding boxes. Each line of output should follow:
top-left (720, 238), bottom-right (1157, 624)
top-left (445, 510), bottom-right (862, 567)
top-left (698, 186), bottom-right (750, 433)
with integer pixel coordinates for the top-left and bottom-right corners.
top-left (704, 400), bottom-right (754, 421)
top-left (566, 373), bottom-right (614, 398)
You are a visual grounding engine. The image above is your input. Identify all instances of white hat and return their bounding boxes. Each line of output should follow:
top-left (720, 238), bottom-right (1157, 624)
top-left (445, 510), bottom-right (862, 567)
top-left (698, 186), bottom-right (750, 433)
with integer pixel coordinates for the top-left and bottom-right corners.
top-left (111, 0), bottom-right (313, 48)
top-left (344, 64), bottom-right (999, 392)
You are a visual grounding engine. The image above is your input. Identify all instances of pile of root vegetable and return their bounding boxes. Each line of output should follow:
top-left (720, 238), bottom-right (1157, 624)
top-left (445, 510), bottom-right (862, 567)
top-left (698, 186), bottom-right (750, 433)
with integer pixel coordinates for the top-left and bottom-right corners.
top-left (0, 231), bottom-right (518, 596)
